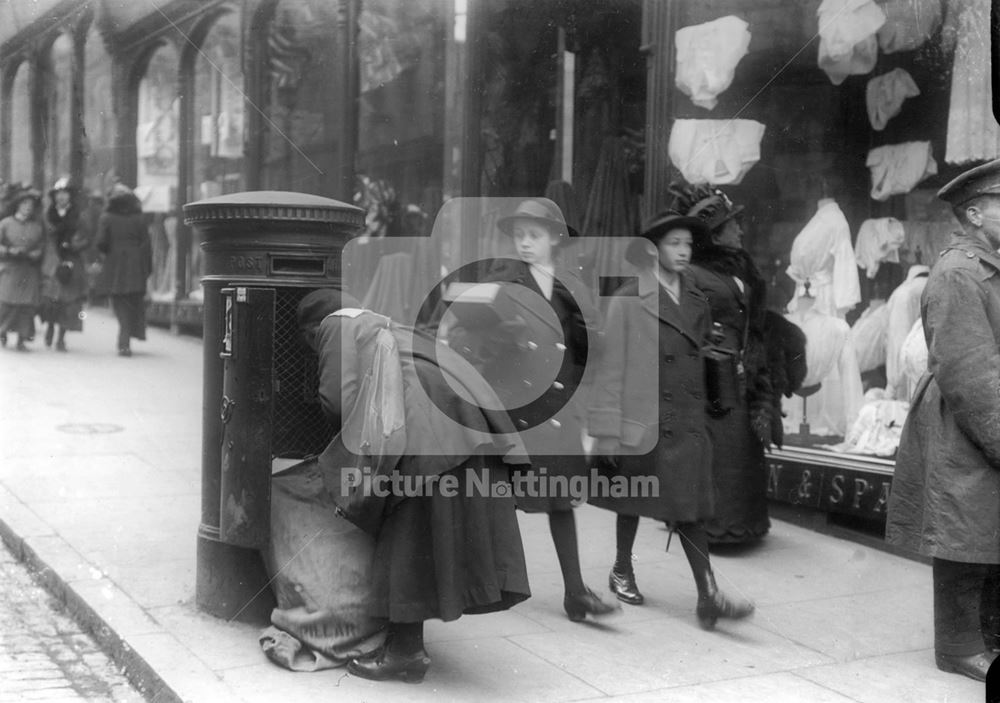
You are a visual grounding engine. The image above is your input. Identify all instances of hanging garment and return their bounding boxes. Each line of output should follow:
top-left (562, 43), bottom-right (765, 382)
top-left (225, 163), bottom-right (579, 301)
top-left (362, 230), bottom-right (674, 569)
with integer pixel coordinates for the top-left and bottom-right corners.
top-left (945, 0), bottom-right (1000, 164)
top-left (854, 217), bottom-right (906, 278)
top-left (782, 305), bottom-right (866, 437)
top-left (786, 199), bottom-right (862, 318)
top-left (866, 68), bottom-right (921, 131)
top-left (675, 16), bottom-right (752, 111)
top-left (826, 391), bottom-right (910, 457)
top-left (876, 0), bottom-right (942, 53)
top-left (866, 141), bottom-right (938, 201)
top-left (900, 317), bottom-right (928, 400)
top-left (885, 265), bottom-right (929, 401)
top-left (849, 302), bottom-right (890, 374)
top-left (817, 0), bottom-right (886, 85)
top-left (668, 119), bottom-right (766, 186)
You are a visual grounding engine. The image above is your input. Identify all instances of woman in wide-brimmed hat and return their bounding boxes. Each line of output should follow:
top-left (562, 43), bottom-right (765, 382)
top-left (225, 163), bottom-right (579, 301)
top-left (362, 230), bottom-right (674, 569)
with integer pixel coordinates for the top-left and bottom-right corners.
top-left (39, 177), bottom-right (91, 352)
top-left (96, 182), bottom-right (151, 357)
top-left (670, 181), bottom-right (783, 546)
top-left (0, 186), bottom-right (45, 350)
top-left (436, 197), bottom-right (618, 623)
top-left (588, 207), bottom-right (755, 630)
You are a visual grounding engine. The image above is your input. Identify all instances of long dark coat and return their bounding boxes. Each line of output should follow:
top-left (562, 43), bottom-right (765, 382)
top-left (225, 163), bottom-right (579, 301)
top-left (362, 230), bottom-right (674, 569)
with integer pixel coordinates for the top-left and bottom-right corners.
top-left (96, 193), bottom-right (151, 295)
top-left (475, 259), bottom-right (601, 512)
top-left (886, 232), bottom-right (1000, 564)
top-left (688, 255), bottom-right (772, 542)
top-left (41, 202), bottom-right (90, 303)
top-left (588, 267), bottom-right (715, 522)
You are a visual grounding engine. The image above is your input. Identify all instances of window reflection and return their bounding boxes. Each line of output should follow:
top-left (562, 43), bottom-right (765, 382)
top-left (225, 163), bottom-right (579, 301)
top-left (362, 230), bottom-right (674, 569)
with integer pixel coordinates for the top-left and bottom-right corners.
top-left (47, 34), bottom-right (73, 186)
top-left (10, 61), bottom-right (31, 187)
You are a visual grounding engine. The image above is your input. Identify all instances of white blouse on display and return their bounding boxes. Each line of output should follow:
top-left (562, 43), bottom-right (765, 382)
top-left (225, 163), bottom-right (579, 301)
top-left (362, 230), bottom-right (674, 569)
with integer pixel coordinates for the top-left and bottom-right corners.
top-left (866, 68), bottom-right (920, 131)
top-left (817, 0), bottom-right (886, 85)
top-left (866, 141), bottom-right (938, 201)
top-left (854, 217), bottom-right (905, 278)
top-left (884, 265), bottom-right (929, 401)
top-left (900, 317), bottom-right (929, 399)
top-left (945, 0), bottom-right (1000, 164)
top-left (876, 0), bottom-right (942, 54)
top-left (786, 199), bottom-right (861, 318)
top-left (675, 16), bottom-right (752, 111)
top-left (668, 119), bottom-right (766, 186)
top-left (849, 302), bottom-right (889, 374)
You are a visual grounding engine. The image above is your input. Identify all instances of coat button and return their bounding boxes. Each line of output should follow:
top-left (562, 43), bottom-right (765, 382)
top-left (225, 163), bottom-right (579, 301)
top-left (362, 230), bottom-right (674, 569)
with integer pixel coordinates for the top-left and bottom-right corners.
top-left (662, 391), bottom-right (672, 400)
top-left (664, 354), bottom-right (675, 363)
top-left (967, 251), bottom-right (975, 258)
top-left (661, 428), bottom-right (673, 438)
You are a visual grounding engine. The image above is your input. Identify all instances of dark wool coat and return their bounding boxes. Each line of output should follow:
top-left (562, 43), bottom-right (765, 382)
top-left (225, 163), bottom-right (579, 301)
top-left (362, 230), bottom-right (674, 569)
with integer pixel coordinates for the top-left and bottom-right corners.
top-left (886, 232), bottom-right (1000, 564)
top-left (688, 254), bottom-right (772, 541)
top-left (96, 193), bottom-right (151, 295)
top-left (588, 268), bottom-right (715, 522)
top-left (42, 202), bottom-right (90, 302)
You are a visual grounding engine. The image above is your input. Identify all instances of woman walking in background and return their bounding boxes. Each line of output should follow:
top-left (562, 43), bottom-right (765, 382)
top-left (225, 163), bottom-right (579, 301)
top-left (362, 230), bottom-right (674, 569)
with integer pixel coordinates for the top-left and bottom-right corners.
top-left (0, 187), bottom-right (45, 351)
top-left (97, 182), bottom-right (151, 357)
top-left (589, 208), bottom-right (754, 629)
top-left (671, 182), bottom-right (779, 545)
top-left (40, 177), bottom-right (90, 352)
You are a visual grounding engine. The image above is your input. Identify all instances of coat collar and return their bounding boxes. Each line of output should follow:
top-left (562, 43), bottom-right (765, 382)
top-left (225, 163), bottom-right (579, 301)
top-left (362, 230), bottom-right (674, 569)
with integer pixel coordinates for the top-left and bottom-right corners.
top-left (637, 267), bottom-right (702, 346)
top-left (944, 231), bottom-right (1000, 276)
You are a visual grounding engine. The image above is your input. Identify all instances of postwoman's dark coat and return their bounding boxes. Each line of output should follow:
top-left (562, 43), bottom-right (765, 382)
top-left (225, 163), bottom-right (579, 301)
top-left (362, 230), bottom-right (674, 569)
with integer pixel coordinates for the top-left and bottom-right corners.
top-left (886, 232), bottom-right (1000, 564)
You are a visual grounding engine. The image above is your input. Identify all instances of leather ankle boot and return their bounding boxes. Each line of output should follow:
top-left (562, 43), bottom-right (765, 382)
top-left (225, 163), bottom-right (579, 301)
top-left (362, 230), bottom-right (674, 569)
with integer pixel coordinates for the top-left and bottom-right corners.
top-left (609, 568), bottom-right (644, 605)
top-left (564, 586), bottom-right (620, 622)
top-left (695, 573), bottom-right (754, 630)
top-left (935, 651), bottom-right (996, 682)
top-left (348, 643), bottom-right (431, 683)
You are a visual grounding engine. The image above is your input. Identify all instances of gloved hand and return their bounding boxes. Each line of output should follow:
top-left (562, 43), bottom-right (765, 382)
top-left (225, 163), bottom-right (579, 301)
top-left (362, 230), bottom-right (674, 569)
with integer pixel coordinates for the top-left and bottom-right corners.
top-left (750, 407), bottom-right (773, 452)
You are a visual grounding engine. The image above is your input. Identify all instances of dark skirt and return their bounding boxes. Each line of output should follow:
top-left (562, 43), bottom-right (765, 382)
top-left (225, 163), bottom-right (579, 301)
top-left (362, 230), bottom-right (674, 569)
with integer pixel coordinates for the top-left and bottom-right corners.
top-left (111, 293), bottom-right (146, 341)
top-left (702, 398), bottom-right (770, 543)
top-left (0, 304), bottom-right (36, 339)
top-left (38, 299), bottom-right (84, 331)
top-left (371, 459), bottom-right (531, 623)
top-left (515, 453), bottom-right (586, 514)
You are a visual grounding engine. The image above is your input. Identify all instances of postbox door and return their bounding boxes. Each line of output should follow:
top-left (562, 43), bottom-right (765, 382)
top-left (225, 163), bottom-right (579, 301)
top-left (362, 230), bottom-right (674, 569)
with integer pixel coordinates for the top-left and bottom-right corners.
top-left (219, 286), bottom-right (275, 549)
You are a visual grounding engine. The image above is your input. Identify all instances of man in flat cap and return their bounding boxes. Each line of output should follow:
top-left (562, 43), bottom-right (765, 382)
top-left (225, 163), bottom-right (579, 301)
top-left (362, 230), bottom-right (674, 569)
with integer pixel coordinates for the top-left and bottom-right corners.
top-left (887, 158), bottom-right (1000, 681)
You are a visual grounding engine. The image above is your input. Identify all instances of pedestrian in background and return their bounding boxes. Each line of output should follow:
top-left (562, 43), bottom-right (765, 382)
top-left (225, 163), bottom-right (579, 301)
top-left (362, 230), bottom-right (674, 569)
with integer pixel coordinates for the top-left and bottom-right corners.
top-left (672, 182), bottom-right (779, 545)
top-left (40, 177), bottom-right (90, 352)
top-left (887, 158), bottom-right (1000, 682)
top-left (0, 186), bottom-right (45, 351)
top-left (588, 208), bottom-right (754, 629)
top-left (96, 182), bottom-right (151, 357)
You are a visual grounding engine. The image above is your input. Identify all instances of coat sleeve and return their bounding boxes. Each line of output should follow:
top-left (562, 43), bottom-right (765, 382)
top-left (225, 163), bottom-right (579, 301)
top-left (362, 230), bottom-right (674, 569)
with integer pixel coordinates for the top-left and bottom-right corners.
top-left (926, 267), bottom-right (1000, 467)
top-left (96, 214), bottom-right (111, 255)
top-left (587, 294), bottom-right (626, 440)
top-left (315, 317), bottom-right (360, 427)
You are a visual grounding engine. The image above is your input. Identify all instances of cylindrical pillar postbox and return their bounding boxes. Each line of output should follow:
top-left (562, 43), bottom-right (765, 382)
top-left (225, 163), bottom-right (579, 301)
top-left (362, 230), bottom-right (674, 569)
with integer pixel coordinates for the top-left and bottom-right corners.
top-left (183, 191), bottom-right (364, 622)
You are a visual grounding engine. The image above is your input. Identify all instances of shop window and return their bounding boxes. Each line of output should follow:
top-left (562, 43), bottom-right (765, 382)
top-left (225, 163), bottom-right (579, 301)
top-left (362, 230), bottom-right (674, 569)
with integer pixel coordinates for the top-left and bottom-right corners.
top-left (46, 33), bottom-right (73, 187)
top-left (83, 25), bottom-right (115, 201)
top-left (189, 10), bottom-right (245, 300)
top-left (136, 43), bottom-right (180, 302)
top-left (9, 61), bottom-right (31, 187)
top-left (260, 0), bottom-right (342, 195)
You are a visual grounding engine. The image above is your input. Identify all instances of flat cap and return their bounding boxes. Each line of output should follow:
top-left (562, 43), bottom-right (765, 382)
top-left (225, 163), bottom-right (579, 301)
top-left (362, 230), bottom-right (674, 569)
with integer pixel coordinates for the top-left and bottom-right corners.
top-left (937, 158), bottom-right (1000, 207)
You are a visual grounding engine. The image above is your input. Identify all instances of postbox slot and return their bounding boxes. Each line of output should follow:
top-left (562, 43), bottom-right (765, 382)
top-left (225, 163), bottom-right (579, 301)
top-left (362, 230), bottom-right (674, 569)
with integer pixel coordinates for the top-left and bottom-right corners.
top-left (270, 255), bottom-right (326, 277)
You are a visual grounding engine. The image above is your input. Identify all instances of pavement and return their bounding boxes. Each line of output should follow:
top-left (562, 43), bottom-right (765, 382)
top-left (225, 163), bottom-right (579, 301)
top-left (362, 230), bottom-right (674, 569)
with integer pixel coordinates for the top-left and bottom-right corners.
top-left (0, 305), bottom-right (984, 703)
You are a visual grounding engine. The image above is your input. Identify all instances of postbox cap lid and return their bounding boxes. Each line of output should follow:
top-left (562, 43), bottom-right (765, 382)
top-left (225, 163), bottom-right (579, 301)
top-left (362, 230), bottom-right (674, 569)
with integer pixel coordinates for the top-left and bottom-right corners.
top-left (183, 190), bottom-right (366, 228)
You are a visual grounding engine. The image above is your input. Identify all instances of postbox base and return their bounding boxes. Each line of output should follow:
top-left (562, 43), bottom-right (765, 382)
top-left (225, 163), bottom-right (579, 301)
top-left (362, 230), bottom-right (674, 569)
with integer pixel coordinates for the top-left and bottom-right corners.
top-left (195, 530), bottom-right (275, 624)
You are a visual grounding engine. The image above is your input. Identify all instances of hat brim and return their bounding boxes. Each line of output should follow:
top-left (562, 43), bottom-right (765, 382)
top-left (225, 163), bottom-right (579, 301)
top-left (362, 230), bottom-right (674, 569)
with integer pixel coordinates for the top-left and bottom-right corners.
top-left (626, 214), bottom-right (709, 266)
top-left (497, 214), bottom-right (579, 243)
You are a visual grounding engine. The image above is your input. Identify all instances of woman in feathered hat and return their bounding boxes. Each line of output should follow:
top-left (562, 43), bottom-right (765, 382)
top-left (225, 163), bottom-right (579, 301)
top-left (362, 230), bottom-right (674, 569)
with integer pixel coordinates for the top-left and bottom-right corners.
top-left (0, 185), bottom-right (45, 350)
top-left (668, 182), bottom-right (782, 545)
top-left (39, 176), bottom-right (91, 351)
top-left (587, 207), bottom-right (755, 628)
top-left (96, 181), bottom-right (151, 357)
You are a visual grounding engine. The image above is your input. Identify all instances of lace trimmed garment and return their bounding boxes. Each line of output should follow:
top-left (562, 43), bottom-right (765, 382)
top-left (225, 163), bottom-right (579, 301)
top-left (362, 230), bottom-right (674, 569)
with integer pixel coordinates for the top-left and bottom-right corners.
top-left (854, 217), bottom-right (905, 277)
top-left (944, 0), bottom-right (1000, 164)
top-left (866, 68), bottom-right (920, 131)
top-left (668, 119), bottom-right (766, 186)
top-left (675, 16), bottom-right (752, 111)
top-left (817, 0), bottom-right (886, 85)
top-left (849, 302), bottom-right (890, 374)
top-left (786, 199), bottom-right (862, 318)
top-left (866, 141), bottom-right (938, 201)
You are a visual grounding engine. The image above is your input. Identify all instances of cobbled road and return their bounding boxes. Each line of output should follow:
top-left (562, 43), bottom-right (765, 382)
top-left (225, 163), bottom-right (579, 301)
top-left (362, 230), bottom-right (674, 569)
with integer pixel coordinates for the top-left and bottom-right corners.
top-left (0, 539), bottom-right (145, 702)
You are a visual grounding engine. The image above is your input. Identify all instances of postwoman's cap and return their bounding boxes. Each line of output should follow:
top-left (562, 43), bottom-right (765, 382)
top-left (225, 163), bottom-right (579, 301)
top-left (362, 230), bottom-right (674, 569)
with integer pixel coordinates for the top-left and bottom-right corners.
top-left (497, 198), bottom-right (579, 242)
top-left (937, 158), bottom-right (1000, 207)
